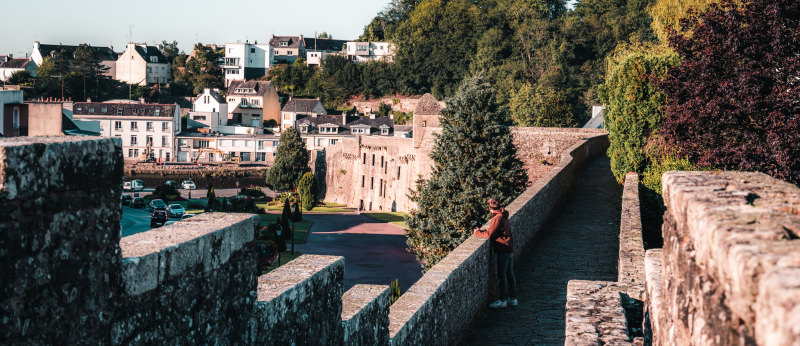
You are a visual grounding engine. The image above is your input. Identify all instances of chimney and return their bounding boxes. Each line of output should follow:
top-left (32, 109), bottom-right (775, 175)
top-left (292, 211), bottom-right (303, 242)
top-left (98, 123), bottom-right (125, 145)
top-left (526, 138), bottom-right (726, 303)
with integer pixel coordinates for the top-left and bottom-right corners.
top-left (342, 114), bottom-right (347, 126)
top-left (139, 97), bottom-right (145, 103)
top-left (86, 97), bottom-right (91, 103)
top-left (369, 114), bottom-right (376, 119)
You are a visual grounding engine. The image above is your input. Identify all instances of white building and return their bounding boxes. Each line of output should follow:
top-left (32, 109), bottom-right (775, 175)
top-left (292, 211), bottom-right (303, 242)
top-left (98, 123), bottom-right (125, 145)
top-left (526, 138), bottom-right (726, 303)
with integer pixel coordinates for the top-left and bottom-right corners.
top-left (116, 43), bottom-right (171, 85)
top-left (226, 80), bottom-right (282, 127)
top-left (0, 59), bottom-right (36, 81)
top-left (280, 98), bottom-right (326, 130)
top-left (188, 89), bottom-right (228, 132)
top-left (302, 38), bottom-right (347, 66)
top-left (175, 133), bottom-right (280, 164)
top-left (343, 42), bottom-right (395, 63)
top-left (31, 41), bottom-right (117, 78)
top-left (72, 102), bottom-right (181, 161)
top-left (222, 42), bottom-right (272, 87)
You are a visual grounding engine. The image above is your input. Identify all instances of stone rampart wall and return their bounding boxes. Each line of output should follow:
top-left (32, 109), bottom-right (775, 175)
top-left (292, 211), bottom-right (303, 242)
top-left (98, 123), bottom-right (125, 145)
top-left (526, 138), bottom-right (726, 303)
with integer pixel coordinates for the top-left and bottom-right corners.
top-left (342, 284), bottom-right (391, 345)
top-left (565, 172), bottom-right (645, 344)
top-left (649, 171), bottom-right (800, 345)
top-left (0, 137), bottom-right (390, 345)
top-left (387, 133), bottom-right (610, 345)
top-left (322, 127), bottom-right (607, 213)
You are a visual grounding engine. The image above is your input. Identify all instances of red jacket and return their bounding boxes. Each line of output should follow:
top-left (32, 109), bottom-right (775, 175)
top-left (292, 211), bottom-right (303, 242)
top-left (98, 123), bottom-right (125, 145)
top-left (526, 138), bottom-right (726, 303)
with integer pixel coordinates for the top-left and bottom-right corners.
top-left (484, 208), bottom-right (513, 253)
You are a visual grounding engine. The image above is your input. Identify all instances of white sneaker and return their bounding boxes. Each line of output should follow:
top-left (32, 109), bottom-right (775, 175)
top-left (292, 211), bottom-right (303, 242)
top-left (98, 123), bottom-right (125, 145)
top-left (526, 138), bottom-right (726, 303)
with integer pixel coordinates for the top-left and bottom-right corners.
top-left (489, 299), bottom-right (507, 308)
top-left (508, 298), bottom-right (518, 306)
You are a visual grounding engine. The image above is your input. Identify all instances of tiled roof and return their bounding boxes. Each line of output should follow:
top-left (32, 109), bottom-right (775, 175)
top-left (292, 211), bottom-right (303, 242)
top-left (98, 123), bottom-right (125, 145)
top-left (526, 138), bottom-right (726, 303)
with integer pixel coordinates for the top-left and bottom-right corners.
top-left (345, 116), bottom-right (394, 130)
top-left (227, 80), bottom-right (274, 96)
top-left (303, 38), bottom-right (347, 52)
top-left (296, 115), bottom-right (344, 127)
top-left (73, 102), bottom-right (176, 117)
top-left (295, 115), bottom-right (395, 135)
top-left (0, 58), bottom-right (32, 69)
top-left (134, 46), bottom-right (169, 64)
top-left (270, 36), bottom-right (302, 49)
top-left (37, 44), bottom-right (117, 61)
top-left (282, 98), bottom-right (323, 113)
top-left (176, 131), bottom-right (278, 139)
top-left (393, 125), bottom-right (413, 132)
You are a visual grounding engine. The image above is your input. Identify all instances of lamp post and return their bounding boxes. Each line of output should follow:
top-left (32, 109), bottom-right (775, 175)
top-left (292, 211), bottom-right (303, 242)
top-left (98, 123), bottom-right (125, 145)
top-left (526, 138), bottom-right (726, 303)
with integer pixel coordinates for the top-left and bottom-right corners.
top-left (290, 195), bottom-right (297, 255)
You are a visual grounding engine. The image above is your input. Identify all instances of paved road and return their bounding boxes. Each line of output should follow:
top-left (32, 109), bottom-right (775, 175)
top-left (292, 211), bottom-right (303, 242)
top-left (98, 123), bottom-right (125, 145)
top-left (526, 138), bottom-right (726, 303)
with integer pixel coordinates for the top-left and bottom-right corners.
top-left (295, 214), bottom-right (423, 291)
top-left (120, 205), bottom-right (160, 237)
top-left (462, 155), bottom-right (622, 345)
top-left (123, 187), bottom-right (263, 199)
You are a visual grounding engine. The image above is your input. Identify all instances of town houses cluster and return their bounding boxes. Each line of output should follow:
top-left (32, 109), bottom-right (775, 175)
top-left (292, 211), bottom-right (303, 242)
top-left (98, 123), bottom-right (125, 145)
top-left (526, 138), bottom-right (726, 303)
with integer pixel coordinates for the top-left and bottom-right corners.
top-left (0, 35), bottom-right (400, 164)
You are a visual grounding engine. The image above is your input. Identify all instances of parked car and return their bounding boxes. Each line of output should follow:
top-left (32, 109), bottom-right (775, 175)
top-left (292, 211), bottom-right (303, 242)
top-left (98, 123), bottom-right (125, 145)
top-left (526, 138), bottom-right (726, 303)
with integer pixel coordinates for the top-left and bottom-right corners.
top-left (164, 220), bottom-right (179, 226)
top-left (167, 204), bottom-right (186, 218)
top-left (150, 210), bottom-right (168, 227)
top-left (149, 199), bottom-right (167, 212)
top-left (120, 194), bottom-right (133, 206)
top-left (164, 180), bottom-right (179, 189)
top-left (181, 214), bottom-right (194, 220)
top-left (131, 197), bottom-right (146, 209)
top-left (181, 180), bottom-right (196, 190)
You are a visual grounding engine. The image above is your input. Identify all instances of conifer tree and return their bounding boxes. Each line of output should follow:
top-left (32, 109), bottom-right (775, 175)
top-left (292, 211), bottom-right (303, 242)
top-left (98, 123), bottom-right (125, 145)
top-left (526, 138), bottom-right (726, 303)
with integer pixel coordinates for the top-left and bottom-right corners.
top-left (298, 172), bottom-right (317, 211)
top-left (406, 74), bottom-right (529, 270)
top-left (266, 127), bottom-right (310, 191)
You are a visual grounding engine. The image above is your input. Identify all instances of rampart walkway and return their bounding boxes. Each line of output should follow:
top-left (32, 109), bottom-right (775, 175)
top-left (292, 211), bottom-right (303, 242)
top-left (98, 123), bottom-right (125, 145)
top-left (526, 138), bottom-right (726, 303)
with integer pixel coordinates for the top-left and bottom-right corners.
top-left (462, 155), bottom-right (622, 345)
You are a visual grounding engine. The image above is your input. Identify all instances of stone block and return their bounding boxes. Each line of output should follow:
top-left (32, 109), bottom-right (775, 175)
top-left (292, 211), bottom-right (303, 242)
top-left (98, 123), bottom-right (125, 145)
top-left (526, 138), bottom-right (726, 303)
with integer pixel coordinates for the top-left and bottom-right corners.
top-left (565, 280), bottom-right (636, 345)
top-left (342, 284), bottom-right (390, 345)
top-left (121, 253), bottom-right (159, 296)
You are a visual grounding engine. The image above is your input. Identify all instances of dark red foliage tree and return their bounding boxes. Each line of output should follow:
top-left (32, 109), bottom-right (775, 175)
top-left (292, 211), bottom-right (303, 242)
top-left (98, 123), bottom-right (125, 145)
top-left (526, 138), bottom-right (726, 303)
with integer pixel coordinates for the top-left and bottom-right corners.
top-left (657, 0), bottom-right (800, 184)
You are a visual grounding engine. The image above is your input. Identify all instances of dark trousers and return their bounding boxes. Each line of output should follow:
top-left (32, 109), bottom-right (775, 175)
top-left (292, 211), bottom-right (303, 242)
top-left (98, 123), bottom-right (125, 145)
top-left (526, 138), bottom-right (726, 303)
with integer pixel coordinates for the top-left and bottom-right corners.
top-left (496, 252), bottom-right (516, 300)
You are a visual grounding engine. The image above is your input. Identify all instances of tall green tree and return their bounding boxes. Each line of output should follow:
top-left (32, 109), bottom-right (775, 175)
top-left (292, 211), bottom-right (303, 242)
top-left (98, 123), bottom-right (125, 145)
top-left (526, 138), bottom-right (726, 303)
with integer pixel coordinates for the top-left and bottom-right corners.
top-left (73, 44), bottom-right (110, 101)
top-left (158, 40), bottom-right (181, 63)
top-left (406, 75), bottom-right (529, 270)
top-left (298, 172), bottom-right (317, 211)
top-left (266, 127), bottom-right (310, 190)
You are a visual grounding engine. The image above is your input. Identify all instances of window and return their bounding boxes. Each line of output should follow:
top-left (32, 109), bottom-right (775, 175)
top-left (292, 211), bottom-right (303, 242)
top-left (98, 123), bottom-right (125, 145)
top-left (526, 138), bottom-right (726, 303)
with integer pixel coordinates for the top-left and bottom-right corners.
top-left (198, 140), bottom-right (209, 148)
top-left (89, 108), bottom-right (95, 113)
top-left (397, 166), bottom-right (401, 180)
top-left (258, 141), bottom-right (265, 150)
top-left (422, 121), bottom-right (427, 127)
top-left (114, 121), bottom-right (122, 130)
top-left (146, 122), bottom-right (153, 131)
top-left (300, 125), bottom-right (308, 133)
top-left (385, 162), bottom-right (388, 174)
top-left (330, 139), bottom-right (337, 145)
top-left (193, 115), bottom-right (207, 121)
top-left (150, 56), bottom-right (157, 63)
top-left (101, 107), bottom-right (107, 112)
top-left (273, 141), bottom-right (279, 147)
top-left (162, 122), bottom-right (169, 131)
top-left (371, 177), bottom-right (374, 190)
top-left (381, 156), bottom-right (384, 168)
top-left (381, 128), bottom-right (389, 135)
top-left (280, 42), bottom-right (288, 47)
top-left (380, 179), bottom-right (383, 196)
top-left (117, 109), bottom-right (123, 115)
top-left (130, 136), bottom-right (138, 146)
top-left (130, 122), bottom-right (138, 131)
top-left (154, 109), bottom-right (161, 116)
top-left (362, 176), bottom-right (365, 188)
top-left (128, 149), bottom-right (133, 157)
top-left (363, 153), bottom-right (366, 164)
top-left (161, 137), bottom-right (167, 146)
top-left (12, 109), bottom-right (19, 129)
top-left (372, 154), bottom-right (375, 166)
top-left (251, 48), bottom-right (255, 53)
top-left (256, 152), bottom-right (266, 161)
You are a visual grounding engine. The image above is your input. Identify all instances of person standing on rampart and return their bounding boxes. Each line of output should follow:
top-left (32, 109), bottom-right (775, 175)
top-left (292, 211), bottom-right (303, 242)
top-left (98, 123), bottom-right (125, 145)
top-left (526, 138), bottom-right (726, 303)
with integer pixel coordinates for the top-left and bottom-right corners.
top-left (474, 198), bottom-right (517, 308)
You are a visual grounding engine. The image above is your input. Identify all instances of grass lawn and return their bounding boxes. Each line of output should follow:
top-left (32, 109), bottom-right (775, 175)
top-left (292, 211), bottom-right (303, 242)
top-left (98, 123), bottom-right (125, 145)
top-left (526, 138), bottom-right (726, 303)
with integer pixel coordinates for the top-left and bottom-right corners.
top-left (258, 214), bottom-right (311, 243)
top-left (262, 250), bottom-right (303, 274)
top-left (361, 212), bottom-right (410, 229)
top-left (256, 201), bottom-right (352, 213)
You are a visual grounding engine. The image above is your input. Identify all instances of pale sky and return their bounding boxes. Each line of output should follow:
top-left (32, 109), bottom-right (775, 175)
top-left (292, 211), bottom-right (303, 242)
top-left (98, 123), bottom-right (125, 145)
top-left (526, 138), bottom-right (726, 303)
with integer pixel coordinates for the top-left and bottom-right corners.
top-left (0, 0), bottom-right (391, 58)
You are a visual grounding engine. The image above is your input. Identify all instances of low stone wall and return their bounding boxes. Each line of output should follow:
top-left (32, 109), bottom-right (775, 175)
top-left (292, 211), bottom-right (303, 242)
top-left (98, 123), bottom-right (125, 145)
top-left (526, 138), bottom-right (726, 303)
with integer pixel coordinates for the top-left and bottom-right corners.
top-left (564, 171), bottom-right (646, 345)
top-left (125, 164), bottom-right (268, 189)
top-left (255, 255), bottom-right (345, 344)
top-left (652, 171), bottom-right (800, 345)
top-left (644, 249), bottom-right (663, 346)
top-left (388, 133), bottom-right (610, 345)
top-left (342, 284), bottom-right (391, 345)
top-left (565, 280), bottom-right (638, 345)
top-left (114, 213), bottom-right (258, 344)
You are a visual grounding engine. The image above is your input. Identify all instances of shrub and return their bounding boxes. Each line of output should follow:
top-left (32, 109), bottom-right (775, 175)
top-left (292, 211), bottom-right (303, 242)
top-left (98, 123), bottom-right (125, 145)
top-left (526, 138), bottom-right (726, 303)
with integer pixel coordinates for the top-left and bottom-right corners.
top-left (390, 279), bottom-right (403, 304)
top-left (298, 172), bottom-right (317, 211)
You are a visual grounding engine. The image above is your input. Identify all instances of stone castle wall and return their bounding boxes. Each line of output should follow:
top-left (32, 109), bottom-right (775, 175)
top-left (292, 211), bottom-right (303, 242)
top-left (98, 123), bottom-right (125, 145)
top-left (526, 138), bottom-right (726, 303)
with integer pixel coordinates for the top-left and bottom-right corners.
top-left (647, 171), bottom-right (800, 345)
top-left (0, 137), bottom-right (389, 345)
top-left (322, 127), bottom-right (607, 213)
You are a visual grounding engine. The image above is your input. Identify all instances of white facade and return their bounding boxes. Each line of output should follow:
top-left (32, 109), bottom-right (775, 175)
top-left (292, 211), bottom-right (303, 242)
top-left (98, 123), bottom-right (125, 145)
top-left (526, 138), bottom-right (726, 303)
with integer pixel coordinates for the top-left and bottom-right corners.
top-left (72, 103), bottom-right (181, 161)
top-left (190, 89), bottom-right (228, 132)
top-left (344, 42), bottom-right (395, 63)
top-left (0, 89), bottom-right (24, 136)
top-left (175, 134), bottom-right (279, 163)
top-left (223, 43), bottom-right (272, 87)
top-left (116, 43), bottom-right (171, 85)
top-left (0, 60), bottom-right (37, 81)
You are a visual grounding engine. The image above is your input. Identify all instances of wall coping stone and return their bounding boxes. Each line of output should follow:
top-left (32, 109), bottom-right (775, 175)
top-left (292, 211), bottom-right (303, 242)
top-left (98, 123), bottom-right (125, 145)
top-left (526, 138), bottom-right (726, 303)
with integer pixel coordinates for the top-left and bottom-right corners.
top-left (119, 213), bottom-right (257, 295)
top-left (644, 249), bottom-right (663, 346)
top-left (662, 171), bottom-right (800, 344)
top-left (257, 254), bottom-right (344, 302)
top-left (619, 172), bottom-right (645, 299)
top-left (342, 284), bottom-right (390, 322)
top-left (342, 284), bottom-right (391, 345)
top-left (565, 280), bottom-right (640, 345)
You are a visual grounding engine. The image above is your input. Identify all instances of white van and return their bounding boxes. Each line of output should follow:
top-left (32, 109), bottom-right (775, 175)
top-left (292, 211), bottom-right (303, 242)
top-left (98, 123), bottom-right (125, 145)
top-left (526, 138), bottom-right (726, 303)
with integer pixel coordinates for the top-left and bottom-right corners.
top-left (124, 180), bottom-right (144, 191)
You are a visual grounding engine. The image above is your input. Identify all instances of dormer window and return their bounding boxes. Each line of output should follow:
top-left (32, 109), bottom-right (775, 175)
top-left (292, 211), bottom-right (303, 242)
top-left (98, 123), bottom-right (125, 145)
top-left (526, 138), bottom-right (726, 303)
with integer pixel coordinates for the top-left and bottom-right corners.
top-left (300, 125), bottom-right (309, 133)
top-left (150, 56), bottom-right (158, 63)
top-left (381, 128), bottom-right (389, 135)
top-left (280, 42), bottom-right (288, 47)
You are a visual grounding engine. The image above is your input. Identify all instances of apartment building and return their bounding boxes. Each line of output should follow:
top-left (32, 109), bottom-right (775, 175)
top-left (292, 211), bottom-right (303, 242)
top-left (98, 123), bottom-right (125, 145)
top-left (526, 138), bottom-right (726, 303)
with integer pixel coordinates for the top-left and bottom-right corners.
top-left (72, 102), bottom-right (181, 161)
top-left (226, 80), bottom-right (281, 126)
top-left (175, 132), bottom-right (280, 164)
top-left (116, 43), bottom-right (171, 85)
top-left (222, 42), bottom-right (272, 87)
top-left (343, 41), bottom-right (395, 63)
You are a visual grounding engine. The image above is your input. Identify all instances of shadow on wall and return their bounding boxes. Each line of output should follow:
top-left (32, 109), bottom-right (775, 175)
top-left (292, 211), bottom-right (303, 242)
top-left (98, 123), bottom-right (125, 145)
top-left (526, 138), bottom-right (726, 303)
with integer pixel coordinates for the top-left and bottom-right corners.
top-left (315, 150), bottom-right (327, 201)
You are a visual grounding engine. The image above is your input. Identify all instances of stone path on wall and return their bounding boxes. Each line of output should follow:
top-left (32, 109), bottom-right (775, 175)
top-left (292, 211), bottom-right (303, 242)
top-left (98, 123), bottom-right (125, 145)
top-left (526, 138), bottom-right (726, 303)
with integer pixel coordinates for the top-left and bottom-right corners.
top-left (462, 155), bottom-right (622, 345)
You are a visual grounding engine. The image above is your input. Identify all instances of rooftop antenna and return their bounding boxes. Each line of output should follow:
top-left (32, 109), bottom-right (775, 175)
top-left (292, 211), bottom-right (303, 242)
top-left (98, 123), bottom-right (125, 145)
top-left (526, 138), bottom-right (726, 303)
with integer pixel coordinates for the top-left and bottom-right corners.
top-left (128, 25), bottom-right (134, 100)
top-left (129, 25), bottom-right (134, 43)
